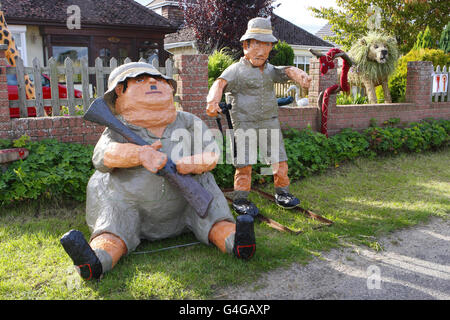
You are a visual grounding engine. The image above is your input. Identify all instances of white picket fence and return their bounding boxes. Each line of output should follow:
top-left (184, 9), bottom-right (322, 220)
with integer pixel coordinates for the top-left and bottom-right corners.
top-left (7, 56), bottom-right (175, 118)
top-left (432, 65), bottom-right (448, 102)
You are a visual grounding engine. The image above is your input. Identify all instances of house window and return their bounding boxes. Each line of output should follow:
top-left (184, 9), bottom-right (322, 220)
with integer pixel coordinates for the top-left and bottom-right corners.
top-left (9, 25), bottom-right (27, 66)
top-left (294, 56), bottom-right (310, 74)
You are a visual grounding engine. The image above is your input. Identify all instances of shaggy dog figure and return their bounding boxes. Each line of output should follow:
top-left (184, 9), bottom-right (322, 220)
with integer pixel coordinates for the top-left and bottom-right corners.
top-left (348, 31), bottom-right (399, 104)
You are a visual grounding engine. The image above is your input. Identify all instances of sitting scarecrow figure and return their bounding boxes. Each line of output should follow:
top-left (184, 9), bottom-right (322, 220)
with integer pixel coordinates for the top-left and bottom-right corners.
top-left (207, 17), bottom-right (312, 216)
top-left (60, 62), bottom-right (256, 280)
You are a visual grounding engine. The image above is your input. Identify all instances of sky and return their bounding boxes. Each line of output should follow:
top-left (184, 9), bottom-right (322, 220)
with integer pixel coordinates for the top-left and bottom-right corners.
top-left (134, 0), bottom-right (339, 35)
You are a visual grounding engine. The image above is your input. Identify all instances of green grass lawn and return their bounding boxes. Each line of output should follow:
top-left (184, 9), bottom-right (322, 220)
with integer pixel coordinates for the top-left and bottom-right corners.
top-left (0, 148), bottom-right (449, 300)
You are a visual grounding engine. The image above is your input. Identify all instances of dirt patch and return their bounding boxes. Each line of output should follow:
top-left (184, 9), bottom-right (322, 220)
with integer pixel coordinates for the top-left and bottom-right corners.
top-left (215, 217), bottom-right (450, 300)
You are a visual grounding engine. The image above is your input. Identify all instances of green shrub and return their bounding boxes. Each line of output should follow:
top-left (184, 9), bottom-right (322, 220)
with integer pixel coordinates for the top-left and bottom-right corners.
top-left (414, 26), bottom-right (434, 50)
top-left (375, 85), bottom-right (385, 103)
top-left (364, 119), bottom-right (449, 154)
top-left (283, 127), bottom-right (332, 178)
top-left (328, 128), bottom-right (373, 163)
top-left (269, 40), bottom-right (295, 66)
top-left (389, 48), bottom-right (450, 102)
top-left (336, 92), bottom-right (368, 105)
top-left (208, 48), bottom-right (236, 88)
top-left (0, 136), bottom-right (94, 204)
top-left (364, 126), bottom-right (406, 153)
top-left (440, 22), bottom-right (450, 53)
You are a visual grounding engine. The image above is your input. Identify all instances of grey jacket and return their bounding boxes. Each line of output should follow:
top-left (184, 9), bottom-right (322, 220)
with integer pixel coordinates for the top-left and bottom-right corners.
top-left (219, 57), bottom-right (290, 124)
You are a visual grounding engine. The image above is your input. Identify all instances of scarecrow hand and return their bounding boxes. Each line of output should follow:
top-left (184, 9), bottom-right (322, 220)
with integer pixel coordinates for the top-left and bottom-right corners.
top-left (206, 102), bottom-right (221, 117)
top-left (140, 141), bottom-right (168, 174)
top-left (176, 152), bottom-right (219, 175)
top-left (285, 67), bottom-right (312, 89)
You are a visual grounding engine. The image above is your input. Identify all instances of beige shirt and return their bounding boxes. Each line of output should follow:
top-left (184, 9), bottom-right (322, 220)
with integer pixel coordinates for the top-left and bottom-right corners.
top-left (219, 58), bottom-right (290, 124)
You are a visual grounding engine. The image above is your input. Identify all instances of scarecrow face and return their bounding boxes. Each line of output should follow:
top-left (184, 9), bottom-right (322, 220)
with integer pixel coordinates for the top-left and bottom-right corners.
top-left (114, 74), bottom-right (176, 129)
top-left (243, 39), bottom-right (273, 68)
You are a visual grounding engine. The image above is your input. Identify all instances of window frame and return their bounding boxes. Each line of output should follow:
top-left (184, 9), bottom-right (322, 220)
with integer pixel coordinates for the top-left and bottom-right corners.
top-left (8, 25), bottom-right (28, 66)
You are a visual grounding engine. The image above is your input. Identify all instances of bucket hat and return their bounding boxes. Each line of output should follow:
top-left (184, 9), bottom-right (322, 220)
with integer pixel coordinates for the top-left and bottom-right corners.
top-left (240, 17), bottom-right (278, 43)
top-left (103, 62), bottom-right (177, 111)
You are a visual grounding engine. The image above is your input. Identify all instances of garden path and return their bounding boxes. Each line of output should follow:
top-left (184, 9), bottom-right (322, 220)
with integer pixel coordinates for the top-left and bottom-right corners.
top-left (215, 217), bottom-right (450, 300)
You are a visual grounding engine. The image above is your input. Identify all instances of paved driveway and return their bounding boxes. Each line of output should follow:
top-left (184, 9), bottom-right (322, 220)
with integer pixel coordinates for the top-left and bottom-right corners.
top-left (215, 217), bottom-right (450, 300)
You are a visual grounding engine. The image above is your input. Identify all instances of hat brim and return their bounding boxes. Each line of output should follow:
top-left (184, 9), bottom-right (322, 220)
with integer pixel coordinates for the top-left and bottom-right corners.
top-left (240, 33), bottom-right (278, 43)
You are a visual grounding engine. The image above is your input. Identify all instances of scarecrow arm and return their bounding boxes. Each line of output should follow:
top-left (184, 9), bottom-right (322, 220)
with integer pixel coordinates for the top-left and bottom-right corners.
top-left (285, 67), bottom-right (312, 89)
top-left (175, 152), bottom-right (219, 175)
top-left (206, 78), bottom-right (228, 117)
top-left (104, 141), bottom-right (168, 174)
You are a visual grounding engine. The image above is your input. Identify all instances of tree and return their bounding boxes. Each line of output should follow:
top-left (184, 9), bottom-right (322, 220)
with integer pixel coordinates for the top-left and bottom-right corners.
top-left (440, 22), bottom-right (450, 53)
top-left (269, 41), bottom-right (294, 66)
top-left (309, 0), bottom-right (449, 54)
top-left (414, 26), bottom-right (434, 49)
top-left (179, 0), bottom-right (277, 56)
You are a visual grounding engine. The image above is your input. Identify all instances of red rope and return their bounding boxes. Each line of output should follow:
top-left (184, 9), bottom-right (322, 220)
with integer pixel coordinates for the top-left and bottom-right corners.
top-left (318, 49), bottom-right (351, 137)
top-left (321, 84), bottom-right (339, 138)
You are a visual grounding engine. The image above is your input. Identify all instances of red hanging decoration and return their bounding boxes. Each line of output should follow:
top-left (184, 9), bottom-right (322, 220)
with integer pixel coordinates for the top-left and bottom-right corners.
top-left (310, 48), bottom-right (353, 137)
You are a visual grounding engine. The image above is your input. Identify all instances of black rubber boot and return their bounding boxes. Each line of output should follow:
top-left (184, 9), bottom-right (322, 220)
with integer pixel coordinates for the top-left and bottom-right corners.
top-left (232, 198), bottom-right (259, 217)
top-left (233, 215), bottom-right (256, 260)
top-left (274, 192), bottom-right (300, 209)
top-left (60, 229), bottom-right (103, 280)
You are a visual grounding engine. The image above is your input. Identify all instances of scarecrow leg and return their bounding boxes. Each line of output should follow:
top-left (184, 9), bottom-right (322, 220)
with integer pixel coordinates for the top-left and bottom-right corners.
top-left (272, 161), bottom-right (300, 209)
top-left (90, 232), bottom-right (127, 274)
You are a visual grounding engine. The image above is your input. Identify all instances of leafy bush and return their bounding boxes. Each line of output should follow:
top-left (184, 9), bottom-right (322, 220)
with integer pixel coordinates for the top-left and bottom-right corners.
top-left (375, 85), bottom-right (385, 103)
top-left (440, 22), bottom-right (450, 53)
top-left (364, 119), bottom-right (449, 154)
top-left (283, 128), bottom-right (332, 178)
top-left (269, 40), bottom-right (295, 66)
top-left (336, 92), bottom-right (368, 105)
top-left (327, 128), bottom-right (373, 163)
top-left (414, 26), bottom-right (434, 50)
top-left (208, 48), bottom-right (236, 88)
top-left (389, 48), bottom-right (450, 102)
top-left (0, 136), bottom-right (94, 204)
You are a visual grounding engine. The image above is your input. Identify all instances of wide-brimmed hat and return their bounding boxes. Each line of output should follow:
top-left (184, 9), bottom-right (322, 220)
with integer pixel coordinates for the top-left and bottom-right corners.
top-left (240, 17), bottom-right (278, 43)
top-left (103, 62), bottom-right (177, 111)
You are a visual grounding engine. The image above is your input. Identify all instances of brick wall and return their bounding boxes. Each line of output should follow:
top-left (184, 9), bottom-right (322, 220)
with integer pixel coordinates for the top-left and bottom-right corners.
top-left (174, 54), bottom-right (216, 128)
top-left (323, 60), bottom-right (450, 135)
top-left (0, 50), bottom-right (449, 145)
top-left (0, 45), bottom-right (10, 137)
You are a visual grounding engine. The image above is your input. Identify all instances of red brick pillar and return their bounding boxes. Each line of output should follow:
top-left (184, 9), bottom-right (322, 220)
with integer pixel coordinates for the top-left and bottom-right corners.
top-left (0, 44), bottom-right (11, 139)
top-left (405, 61), bottom-right (433, 106)
top-left (174, 54), bottom-right (214, 127)
top-left (308, 57), bottom-right (338, 135)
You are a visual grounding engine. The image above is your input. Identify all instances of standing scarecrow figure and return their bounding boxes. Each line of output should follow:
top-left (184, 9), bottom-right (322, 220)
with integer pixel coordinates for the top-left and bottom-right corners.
top-left (207, 17), bottom-right (311, 215)
top-left (60, 62), bottom-right (256, 281)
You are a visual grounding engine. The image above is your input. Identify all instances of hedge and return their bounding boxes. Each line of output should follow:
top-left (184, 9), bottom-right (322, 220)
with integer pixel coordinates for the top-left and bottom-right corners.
top-left (1, 118), bottom-right (448, 204)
